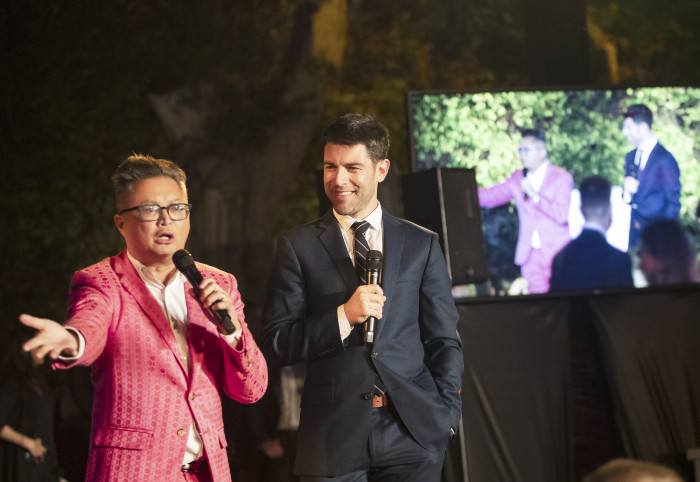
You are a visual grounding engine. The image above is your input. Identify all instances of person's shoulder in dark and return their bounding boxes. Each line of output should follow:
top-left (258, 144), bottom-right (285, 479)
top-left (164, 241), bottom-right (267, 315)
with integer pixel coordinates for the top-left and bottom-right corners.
top-left (550, 230), bottom-right (632, 291)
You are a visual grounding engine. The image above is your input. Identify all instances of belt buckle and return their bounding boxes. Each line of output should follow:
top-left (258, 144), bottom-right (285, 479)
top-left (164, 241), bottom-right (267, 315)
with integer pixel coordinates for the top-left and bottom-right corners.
top-left (372, 393), bottom-right (389, 408)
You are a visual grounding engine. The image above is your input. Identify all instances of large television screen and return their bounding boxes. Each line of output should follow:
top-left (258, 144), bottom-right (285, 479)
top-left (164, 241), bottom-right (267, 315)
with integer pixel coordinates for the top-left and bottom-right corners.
top-left (406, 86), bottom-right (700, 296)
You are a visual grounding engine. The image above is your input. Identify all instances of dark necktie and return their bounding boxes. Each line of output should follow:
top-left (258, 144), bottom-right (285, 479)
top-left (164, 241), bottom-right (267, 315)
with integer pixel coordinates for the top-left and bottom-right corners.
top-left (632, 148), bottom-right (643, 178)
top-left (351, 221), bottom-right (371, 284)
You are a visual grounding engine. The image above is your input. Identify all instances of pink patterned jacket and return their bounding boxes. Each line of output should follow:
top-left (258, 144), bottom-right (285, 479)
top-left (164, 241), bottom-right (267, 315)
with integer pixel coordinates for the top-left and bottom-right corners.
top-left (478, 164), bottom-right (573, 267)
top-left (53, 250), bottom-right (268, 481)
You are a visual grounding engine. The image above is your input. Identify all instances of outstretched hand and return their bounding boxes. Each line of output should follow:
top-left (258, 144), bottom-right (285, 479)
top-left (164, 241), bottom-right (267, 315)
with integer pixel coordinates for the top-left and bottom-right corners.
top-left (19, 314), bottom-right (79, 360)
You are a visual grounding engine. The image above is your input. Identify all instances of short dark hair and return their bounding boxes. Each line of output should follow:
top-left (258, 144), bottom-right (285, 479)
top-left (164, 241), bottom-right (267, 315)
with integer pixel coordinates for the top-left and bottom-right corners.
top-left (521, 128), bottom-right (546, 144)
top-left (640, 219), bottom-right (695, 285)
top-left (623, 104), bottom-right (653, 128)
top-left (111, 154), bottom-right (187, 209)
top-left (579, 175), bottom-right (611, 220)
top-left (320, 113), bottom-right (390, 163)
top-left (583, 458), bottom-right (682, 482)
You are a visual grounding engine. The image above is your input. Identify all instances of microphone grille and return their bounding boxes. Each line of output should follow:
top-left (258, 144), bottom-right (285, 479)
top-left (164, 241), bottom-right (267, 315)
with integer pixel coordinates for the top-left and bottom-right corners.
top-left (172, 249), bottom-right (195, 270)
top-left (367, 250), bottom-right (383, 270)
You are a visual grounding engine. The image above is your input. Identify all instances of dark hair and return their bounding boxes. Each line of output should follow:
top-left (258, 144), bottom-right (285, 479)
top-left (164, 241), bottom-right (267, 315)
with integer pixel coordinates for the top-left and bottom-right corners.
top-left (320, 113), bottom-right (390, 163)
top-left (583, 458), bottom-right (682, 482)
top-left (579, 175), bottom-right (611, 220)
top-left (1, 324), bottom-right (50, 395)
top-left (623, 104), bottom-right (653, 128)
top-left (640, 219), bottom-right (696, 285)
top-left (111, 154), bottom-right (187, 209)
top-left (521, 128), bottom-right (546, 144)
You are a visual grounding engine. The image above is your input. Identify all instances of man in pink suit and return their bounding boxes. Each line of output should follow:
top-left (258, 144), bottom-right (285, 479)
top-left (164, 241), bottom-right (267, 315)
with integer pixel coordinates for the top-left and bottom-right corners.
top-left (478, 129), bottom-right (573, 293)
top-left (20, 154), bottom-right (268, 481)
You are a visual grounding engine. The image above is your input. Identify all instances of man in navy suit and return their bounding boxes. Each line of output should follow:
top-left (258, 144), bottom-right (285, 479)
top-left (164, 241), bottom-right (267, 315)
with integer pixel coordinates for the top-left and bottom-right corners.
top-left (550, 176), bottom-right (633, 291)
top-left (261, 113), bottom-right (463, 481)
top-left (621, 104), bottom-right (681, 248)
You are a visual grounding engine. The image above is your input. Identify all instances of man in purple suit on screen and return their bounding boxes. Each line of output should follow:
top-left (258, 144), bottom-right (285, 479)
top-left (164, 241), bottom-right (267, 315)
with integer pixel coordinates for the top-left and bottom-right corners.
top-left (478, 128), bottom-right (573, 294)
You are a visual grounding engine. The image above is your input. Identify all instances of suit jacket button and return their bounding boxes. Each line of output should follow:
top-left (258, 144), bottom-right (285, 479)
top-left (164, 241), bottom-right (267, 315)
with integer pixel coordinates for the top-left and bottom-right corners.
top-left (362, 392), bottom-right (372, 400)
top-left (371, 352), bottom-right (378, 358)
top-left (189, 392), bottom-right (196, 400)
top-left (177, 429), bottom-right (186, 437)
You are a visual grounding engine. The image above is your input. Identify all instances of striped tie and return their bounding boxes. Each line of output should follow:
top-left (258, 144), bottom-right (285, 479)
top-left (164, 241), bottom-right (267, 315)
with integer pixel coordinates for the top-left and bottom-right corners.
top-left (351, 221), bottom-right (371, 284)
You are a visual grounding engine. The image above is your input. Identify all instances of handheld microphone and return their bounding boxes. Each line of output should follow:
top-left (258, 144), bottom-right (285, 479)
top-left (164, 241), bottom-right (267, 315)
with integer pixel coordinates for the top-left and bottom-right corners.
top-left (172, 249), bottom-right (236, 335)
top-left (629, 162), bottom-right (640, 179)
top-left (522, 168), bottom-right (529, 199)
top-left (364, 250), bottom-right (383, 343)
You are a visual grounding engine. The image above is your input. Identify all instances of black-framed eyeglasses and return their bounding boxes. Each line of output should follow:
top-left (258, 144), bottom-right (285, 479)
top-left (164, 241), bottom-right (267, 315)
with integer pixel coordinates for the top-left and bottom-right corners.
top-left (118, 203), bottom-right (192, 221)
top-left (515, 146), bottom-right (544, 155)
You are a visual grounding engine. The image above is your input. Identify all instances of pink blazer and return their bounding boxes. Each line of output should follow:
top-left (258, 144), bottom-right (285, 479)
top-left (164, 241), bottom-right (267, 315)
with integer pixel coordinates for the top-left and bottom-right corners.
top-left (53, 250), bottom-right (268, 482)
top-left (478, 164), bottom-right (573, 266)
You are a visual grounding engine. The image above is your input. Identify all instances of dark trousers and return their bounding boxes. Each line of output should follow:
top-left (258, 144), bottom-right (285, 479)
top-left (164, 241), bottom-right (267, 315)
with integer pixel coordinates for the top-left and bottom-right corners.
top-left (300, 405), bottom-right (446, 482)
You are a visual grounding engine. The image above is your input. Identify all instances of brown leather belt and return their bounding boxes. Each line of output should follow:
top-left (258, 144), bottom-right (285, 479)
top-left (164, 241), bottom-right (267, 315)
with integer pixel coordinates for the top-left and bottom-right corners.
top-left (181, 458), bottom-right (209, 473)
top-left (372, 393), bottom-right (390, 408)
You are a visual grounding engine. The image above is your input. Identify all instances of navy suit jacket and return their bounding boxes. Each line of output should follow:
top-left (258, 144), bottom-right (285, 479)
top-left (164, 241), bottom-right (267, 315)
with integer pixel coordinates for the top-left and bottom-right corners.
top-left (260, 210), bottom-right (463, 476)
top-left (550, 229), bottom-right (633, 291)
top-left (624, 142), bottom-right (681, 246)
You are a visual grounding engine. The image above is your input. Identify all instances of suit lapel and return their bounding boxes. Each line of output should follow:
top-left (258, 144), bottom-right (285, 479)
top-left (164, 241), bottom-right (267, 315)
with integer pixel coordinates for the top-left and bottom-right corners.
top-left (377, 212), bottom-right (404, 340)
top-left (114, 251), bottom-right (189, 376)
top-left (317, 210), bottom-right (359, 292)
top-left (183, 274), bottom-right (211, 384)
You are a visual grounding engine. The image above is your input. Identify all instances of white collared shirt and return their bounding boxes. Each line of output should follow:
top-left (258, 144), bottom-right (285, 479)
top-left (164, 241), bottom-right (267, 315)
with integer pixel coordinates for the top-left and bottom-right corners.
top-left (636, 136), bottom-right (658, 172)
top-left (333, 203), bottom-right (384, 340)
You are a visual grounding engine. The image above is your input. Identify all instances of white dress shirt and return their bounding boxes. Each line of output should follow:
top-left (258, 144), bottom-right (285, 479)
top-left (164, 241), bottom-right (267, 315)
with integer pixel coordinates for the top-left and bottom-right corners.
top-left (333, 203), bottom-right (384, 341)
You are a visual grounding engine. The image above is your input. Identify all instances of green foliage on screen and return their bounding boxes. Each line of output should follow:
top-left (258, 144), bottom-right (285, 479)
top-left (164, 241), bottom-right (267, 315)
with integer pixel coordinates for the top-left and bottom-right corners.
top-left (410, 87), bottom-right (700, 219)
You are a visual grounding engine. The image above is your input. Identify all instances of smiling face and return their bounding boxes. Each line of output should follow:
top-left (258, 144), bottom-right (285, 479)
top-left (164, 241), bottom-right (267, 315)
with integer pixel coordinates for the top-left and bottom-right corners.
top-left (113, 176), bottom-right (190, 269)
top-left (323, 143), bottom-right (390, 220)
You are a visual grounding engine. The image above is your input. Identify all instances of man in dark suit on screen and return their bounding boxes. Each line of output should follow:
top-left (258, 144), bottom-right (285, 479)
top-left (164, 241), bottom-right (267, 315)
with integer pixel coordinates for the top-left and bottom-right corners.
top-left (621, 103), bottom-right (681, 248)
top-left (550, 175), bottom-right (634, 291)
top-left (260, 113), bottom-right (463, 482)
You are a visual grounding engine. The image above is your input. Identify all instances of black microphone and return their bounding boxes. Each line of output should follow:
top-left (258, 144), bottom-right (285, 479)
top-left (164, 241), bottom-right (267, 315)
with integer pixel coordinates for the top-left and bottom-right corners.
top-left (172, 249), bottom-right (236, 335)
top-left (522, 167), bottom-right (529, 199)
top-left (364, 250), bottom-right (383, 343)
top-left (629, 162), bottom-right (640, 179)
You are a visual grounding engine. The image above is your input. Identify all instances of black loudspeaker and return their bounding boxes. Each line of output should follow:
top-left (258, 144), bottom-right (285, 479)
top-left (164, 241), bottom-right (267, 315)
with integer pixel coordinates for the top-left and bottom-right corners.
top-left (402, 168), bottom-right (487, 285)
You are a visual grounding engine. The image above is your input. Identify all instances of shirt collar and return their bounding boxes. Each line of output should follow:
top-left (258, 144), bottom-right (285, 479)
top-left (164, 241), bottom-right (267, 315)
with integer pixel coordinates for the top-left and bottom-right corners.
top-left (638, 136), bottom-right (658, 154)
top-left (582, 221), bottom-right (607, 236)
top-left (528, 159), bottom-right (549, 177)
top-left (333, 202), bottom-right (383, 233)
top-left (126, 251), bottom-right (184, 288)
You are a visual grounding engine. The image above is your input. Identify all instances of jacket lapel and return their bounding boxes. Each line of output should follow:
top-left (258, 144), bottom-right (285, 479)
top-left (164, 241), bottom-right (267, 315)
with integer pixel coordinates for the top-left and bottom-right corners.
top-left (376, 212), bottom-right (404, 340)
top-left (317, 210), bottom-right (359, 292)
top-left (113, 251), bottom-right (189, 376)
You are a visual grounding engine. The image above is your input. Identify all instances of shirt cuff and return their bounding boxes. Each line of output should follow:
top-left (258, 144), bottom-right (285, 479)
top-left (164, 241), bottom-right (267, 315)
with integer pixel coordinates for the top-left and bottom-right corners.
top-left (222, 328), bottom-right (243, 348)
top-left (58, 327), bottom-right (85, 361)
top-left (337, 305), bottom-right (353, 341)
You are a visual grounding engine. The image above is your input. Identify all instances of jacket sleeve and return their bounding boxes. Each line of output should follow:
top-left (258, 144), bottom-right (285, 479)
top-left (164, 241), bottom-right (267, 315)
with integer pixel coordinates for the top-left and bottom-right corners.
top-left (260, 234), bottom-right (346, 368)
top-left (54, 269), bottom-right (116, 369)
top-left (478, 172), bottom-right (521, 208)
top-left (419, 234), bottom-right (464, 432)
top-left (212, 270), bottom-right (268, 404)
